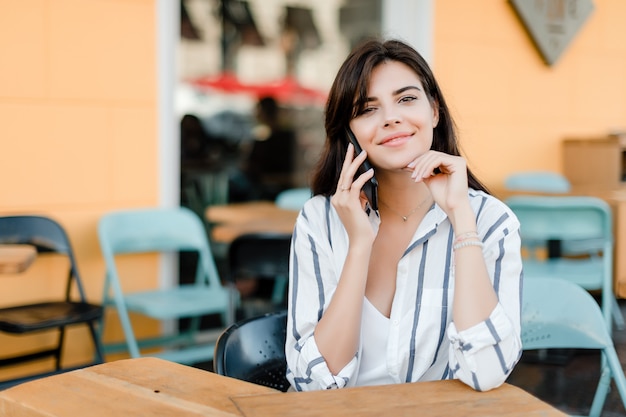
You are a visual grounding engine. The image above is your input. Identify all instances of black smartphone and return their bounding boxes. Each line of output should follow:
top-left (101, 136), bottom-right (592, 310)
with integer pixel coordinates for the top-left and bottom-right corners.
top-left (345, 128), bottom-right (378, 211)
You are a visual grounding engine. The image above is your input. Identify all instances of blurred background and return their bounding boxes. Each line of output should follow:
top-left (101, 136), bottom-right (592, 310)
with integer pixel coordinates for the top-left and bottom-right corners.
top-left (2, 0), bottom-right (626, 387)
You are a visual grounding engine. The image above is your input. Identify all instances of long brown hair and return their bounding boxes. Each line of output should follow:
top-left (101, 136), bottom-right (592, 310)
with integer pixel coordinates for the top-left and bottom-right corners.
top-left (311, 38), bottom-right (489, 196)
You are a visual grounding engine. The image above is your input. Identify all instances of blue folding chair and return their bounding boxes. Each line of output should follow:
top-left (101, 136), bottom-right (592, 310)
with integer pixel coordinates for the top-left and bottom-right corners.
top-left (522, 278), bottom-right (626, 417)
top-left (507, 195), bottom-right (624, 331)
top-left (505, 171), bottom-right (603, 257)
top-left (98, 207), bottom-right (235, 364)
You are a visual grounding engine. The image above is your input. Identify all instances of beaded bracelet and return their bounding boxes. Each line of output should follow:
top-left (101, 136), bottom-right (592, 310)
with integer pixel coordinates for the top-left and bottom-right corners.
top-left (453, 240), bottom-right (484, 251)
top-left (453, 231), bottom-right (479, 245)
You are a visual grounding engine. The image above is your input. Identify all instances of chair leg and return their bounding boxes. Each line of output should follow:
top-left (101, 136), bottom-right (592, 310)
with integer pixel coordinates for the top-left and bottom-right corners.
top-left (88, 321), bottom-right (105, 364)
top-left (588, 363), bottom-right (611, 417)
top-left (117, 309), bottom-right (141, 358)
top-left (605, 347), bottom-right (626, 414)
top-left (228, 285), bottom-right (240, 326)
top-left (106, 275), bottom-right (142, 358)
top-left (612, 297), bottom-right (625, 330)
top-left (98, 279), bottom-right (112, 355)
top-left (272, 276), bottom-right (288, 306)
top-left (55, 327), bottom-right (67, 371)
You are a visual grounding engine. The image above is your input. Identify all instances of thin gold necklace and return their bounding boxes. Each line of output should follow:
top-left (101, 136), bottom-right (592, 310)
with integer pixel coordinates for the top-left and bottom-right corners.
top-left (379, 195), bottom-right (431, 222)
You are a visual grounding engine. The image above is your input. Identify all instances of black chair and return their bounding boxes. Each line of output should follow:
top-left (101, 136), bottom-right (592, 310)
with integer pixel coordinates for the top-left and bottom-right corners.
top-left (228, 233), bottom-right (291, 319)
top-left (213, 310), bottom-right (289, 392)
top-left (0, 215), bottom-right (104, 388)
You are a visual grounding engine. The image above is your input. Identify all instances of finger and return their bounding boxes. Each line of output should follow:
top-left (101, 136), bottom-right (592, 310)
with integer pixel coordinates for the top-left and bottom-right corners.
top-left (352, 148), bottom-right (369, 166)
top-left (359, 191), bottom-right (369, 209)
top-left (344, 151), bottom-right (371, 191)
top-left (411, 153), bottom-right (447, 181)
top-left (337, 143), bottom-right (355, 192)
top-left (351, 167), bottom-right (375, 191)
top-left (338, 147), bottom-right (370, 192)
top-left (341, 142), bottom-right (355, 172)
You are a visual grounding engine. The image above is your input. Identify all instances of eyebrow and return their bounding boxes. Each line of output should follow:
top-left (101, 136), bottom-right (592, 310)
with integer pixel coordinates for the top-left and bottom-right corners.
top-left (366, 85), bottom-right (423, 102)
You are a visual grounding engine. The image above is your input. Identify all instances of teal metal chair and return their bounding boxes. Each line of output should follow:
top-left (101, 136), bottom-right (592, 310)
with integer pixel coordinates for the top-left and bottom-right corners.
top-left (522, 278), bottom-right (626, 417)
top-left (504, 171), bottom-right (571, 194)
top-left (98, 207), bottom-right (234, 364)
top-left (507, 195), bottom-right (624, 331)
top-left (505, 171), bottom-right (604, 257)
top-left (275, 187), bottom-right (311, 211)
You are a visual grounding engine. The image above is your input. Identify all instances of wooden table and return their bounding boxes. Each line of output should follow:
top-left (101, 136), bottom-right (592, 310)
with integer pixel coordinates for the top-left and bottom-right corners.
top-left (0, 357), bottom-right (567, 417)
top-left (0, 244), bottom-right (37, 274)
top-left (232, 379), bottom-right (568, 417)
top-left (0, 357), bottom-right (277, 416)
top-left (206, 201), bottom-right (299, 244)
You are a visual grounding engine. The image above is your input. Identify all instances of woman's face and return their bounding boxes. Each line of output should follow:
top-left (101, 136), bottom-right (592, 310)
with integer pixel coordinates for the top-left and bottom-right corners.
top-left (348, 61), bottom-right (438, 172)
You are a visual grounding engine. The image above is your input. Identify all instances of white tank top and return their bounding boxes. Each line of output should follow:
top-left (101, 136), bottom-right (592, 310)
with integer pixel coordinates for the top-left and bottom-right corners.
top-left (358, 297), bottom-right (396, 386)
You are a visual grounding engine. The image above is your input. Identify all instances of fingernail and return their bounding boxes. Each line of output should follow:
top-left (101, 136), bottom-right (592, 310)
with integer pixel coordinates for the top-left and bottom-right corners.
top-left (407, 161), bottom-right (416, 168)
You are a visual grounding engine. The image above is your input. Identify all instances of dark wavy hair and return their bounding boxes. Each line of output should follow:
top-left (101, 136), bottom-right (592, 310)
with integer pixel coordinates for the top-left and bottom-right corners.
top-left (311, 38), bottom-right (489, 196)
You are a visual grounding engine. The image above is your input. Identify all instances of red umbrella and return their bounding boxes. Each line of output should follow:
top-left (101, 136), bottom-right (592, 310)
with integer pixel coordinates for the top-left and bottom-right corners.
top-left (189, 72), bottom-right (255, 95)
top-left (252, 76), bottom-right (327, 106)
top-left (187, 73), bottom-right (327, 106)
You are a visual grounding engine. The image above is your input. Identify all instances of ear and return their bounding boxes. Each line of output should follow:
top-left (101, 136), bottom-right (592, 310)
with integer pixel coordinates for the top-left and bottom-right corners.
top-left (432, 102), bottom-right (439, 128)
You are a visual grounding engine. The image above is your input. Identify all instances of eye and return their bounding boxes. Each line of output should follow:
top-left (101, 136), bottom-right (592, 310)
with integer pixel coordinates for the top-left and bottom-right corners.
top-left (399, 95), bottom-right (417, 104)
top-left (363, 106), bottom-right (376, 113)
top-left (356, 106), bottom-right (377, 116)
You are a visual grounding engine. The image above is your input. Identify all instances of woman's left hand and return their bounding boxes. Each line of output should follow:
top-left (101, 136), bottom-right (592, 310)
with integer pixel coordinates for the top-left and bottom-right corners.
top-left (404, 150), bottom-right (469, 214)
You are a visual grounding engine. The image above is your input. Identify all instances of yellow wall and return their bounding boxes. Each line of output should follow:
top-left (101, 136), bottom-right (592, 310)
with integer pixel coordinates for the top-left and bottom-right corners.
top-left (433, 0), bottom-right (626, 192)
top-left (0, 0), bottom-right (158, 378)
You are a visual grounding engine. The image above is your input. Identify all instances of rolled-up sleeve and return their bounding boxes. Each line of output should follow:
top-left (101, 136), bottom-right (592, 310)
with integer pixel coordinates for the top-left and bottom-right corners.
top-left (285, 198), bottom-right (361, 391)
top-left (447, 219), bottom-right (523, 391)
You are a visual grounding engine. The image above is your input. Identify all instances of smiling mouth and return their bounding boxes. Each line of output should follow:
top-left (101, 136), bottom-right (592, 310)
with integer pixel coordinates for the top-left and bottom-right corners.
top-left (381, 133), bottom-right (412, 145)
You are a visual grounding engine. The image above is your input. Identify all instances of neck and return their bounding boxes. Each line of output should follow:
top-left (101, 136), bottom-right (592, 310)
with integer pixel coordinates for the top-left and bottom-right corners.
top-left (376, 174), bottom-right (430, 212)
top-left (379, 195), bottom-right (431, 222)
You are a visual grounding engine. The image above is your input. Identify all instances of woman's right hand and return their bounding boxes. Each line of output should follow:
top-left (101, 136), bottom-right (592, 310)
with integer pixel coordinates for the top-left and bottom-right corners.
top-left (330, 143), bottom-right (377, 245)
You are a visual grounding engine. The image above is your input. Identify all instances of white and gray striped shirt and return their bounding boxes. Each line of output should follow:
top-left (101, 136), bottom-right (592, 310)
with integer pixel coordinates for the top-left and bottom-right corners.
top-left (286, 189), bottom-right (523, 392)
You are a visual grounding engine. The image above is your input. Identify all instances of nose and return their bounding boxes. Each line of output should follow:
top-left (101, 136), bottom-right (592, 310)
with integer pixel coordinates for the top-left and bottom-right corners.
top-left (383, 107), bottom-right (402, 127)
top-left (383, 115), bottom-right (401, 127)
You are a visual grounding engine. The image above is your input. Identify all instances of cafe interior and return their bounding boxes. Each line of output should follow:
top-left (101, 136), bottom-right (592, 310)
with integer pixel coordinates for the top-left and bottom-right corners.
top-left (2, 0), bottom-right (626, 415)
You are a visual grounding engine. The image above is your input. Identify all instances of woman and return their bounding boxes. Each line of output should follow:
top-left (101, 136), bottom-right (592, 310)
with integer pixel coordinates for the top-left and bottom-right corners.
top-left (285, 38), bottom-right (523, 392)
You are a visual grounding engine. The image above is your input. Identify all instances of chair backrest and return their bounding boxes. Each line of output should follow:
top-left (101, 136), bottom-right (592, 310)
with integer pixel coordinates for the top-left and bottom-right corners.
top-left (228, 233), bottom-right (291, 279)
top-left (504, 171), bottom-right (571, 194)
top-left (275, 187), bottom-right (311, 210)
top-left (0, 215), bottom-right (71, 254)
top-left (522, 278), bottom-right (611, 350)
top-left (213, 310), bottom-right (289, 392)
top-left (507, 195), bottom-right (617, 331)
top-left (506, 195), bottom-right (612, 248)
top-left (228, 233), bottom-right (291, 307)
top-left (99, 207), bottom-right (222, 288)
top-left (0, 215), bottom-right (87, 299)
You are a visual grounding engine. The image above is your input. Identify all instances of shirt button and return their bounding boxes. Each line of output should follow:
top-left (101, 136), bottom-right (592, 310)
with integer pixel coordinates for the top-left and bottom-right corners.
top-left (393, 320), bottom-right (399, 326)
